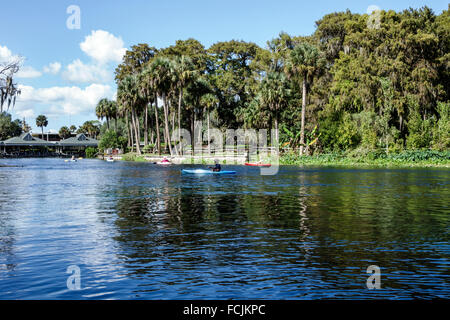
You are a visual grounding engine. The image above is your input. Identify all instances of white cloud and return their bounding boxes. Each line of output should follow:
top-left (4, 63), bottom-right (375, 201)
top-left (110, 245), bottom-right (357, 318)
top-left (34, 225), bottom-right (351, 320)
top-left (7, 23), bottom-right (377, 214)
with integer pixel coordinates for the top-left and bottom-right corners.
top-left (16, 83), bottom-right (114, 116)
top-left (0, 45), bottom-right (14, 61)
top-left (80, 30), bottom-right (126, 64)
top-left (62, 59), bottom-right (111, 83)
top-left (16, 65), bottom-right (42, 78)
top-left (15, 108), bottom-right (35, 118)
top-left (43, 62), bottom-right (61, 75)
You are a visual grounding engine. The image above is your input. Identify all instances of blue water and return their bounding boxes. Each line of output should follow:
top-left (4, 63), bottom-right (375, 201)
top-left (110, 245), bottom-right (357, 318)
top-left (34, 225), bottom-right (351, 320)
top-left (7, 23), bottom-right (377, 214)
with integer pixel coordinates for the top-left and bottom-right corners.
top-left (0, 158), bottom-right (448, 299)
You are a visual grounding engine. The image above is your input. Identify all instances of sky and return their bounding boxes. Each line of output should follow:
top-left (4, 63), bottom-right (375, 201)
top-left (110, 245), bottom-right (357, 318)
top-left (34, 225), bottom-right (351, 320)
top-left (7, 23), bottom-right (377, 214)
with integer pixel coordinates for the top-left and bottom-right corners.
top-left (0, 0), bottom-right (448, 133)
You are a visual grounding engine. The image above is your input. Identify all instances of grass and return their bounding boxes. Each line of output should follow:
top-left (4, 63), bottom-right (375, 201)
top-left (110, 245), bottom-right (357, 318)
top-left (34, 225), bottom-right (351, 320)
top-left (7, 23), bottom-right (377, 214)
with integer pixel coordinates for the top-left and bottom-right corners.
top-left (279, 149), bottom-right (450, 168)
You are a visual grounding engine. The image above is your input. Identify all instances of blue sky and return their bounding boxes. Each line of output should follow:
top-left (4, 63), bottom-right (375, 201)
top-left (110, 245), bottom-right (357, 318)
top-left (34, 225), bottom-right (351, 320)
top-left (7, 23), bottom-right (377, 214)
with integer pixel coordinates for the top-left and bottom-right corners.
top-left (1, 0), bottom-right (448, 132)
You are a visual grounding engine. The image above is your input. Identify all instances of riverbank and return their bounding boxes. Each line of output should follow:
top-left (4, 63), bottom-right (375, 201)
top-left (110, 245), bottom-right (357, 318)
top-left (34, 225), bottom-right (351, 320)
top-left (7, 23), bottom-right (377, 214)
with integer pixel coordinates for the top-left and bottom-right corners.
top-left (104, 150), bottom-right (450, 168)
top-left (280, 150), bottom-right (450, 168)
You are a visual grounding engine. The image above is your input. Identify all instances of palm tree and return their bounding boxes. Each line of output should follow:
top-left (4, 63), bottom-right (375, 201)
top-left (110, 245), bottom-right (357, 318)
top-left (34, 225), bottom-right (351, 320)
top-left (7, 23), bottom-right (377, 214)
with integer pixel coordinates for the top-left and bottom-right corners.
top-left (59, 126), bottom-right (71, 139)
top-left (200, 93), bottom-right (219, 152)
top-left (260, 72), bottom-right (290, 143)
top-left (96, 98), bottom-right (109, 129)
top-left (35, 115), bottom-right (48, 139)
top-left (173, 56), bottom-right (196, 154)
top-left (286, 42), bottom-right (321, 155)
top-left (108, 100), bottom-right (118, 132)
top-left (148, 57), bottom-right (176, 156)
top-left (117, 75), bottom-right (143, 155)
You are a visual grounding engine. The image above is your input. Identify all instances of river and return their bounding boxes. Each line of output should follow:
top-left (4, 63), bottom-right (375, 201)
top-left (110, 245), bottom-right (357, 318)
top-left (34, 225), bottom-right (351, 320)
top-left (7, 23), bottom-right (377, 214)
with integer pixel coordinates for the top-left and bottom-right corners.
top-left (0, 158), bottom-right (448, 299)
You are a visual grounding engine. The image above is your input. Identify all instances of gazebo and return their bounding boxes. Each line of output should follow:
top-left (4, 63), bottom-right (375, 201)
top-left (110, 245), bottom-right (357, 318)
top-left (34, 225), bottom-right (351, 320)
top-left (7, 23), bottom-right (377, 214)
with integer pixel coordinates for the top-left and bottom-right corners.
top-left (58, 133), bottom-right (99, 156)
top-left (1, 132), bottom-right (55, 157)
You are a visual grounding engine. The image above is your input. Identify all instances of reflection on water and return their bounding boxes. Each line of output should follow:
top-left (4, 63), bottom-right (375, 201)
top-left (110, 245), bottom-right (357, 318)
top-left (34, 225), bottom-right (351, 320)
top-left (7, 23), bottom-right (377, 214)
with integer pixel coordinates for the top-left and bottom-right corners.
top-left (0, 158), bottom-right (448, 299)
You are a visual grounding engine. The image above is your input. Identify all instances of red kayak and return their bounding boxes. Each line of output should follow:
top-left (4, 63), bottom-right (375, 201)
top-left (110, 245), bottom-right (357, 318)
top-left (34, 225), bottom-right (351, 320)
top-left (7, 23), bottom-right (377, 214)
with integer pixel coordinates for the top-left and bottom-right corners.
top-left (245, 163), bottom-right (271, 167)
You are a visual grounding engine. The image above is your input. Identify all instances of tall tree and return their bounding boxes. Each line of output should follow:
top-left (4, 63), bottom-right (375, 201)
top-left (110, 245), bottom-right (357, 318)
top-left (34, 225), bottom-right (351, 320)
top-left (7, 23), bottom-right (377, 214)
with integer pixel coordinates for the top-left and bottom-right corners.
top-left (286, 42), bottom-right (322, 155)
top-left (35, 115), bottom-right (48, 138)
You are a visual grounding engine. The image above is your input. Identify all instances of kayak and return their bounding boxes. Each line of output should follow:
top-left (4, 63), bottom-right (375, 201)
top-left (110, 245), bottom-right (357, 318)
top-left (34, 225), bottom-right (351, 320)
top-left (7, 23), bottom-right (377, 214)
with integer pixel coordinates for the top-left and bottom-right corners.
top-left (245, 163), bottom-right (271, 167)
top-left (106, 158), bottom-right (114, 162)
top-left (156, 161), bottom-right (171, 165)
top-left (181, 169), bottom-right (236, 175)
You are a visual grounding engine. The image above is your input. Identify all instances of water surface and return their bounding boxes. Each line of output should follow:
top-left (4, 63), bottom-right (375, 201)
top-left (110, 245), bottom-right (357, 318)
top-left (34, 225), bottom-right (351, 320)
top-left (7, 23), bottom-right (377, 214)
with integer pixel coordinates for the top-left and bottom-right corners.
top-left (0, 158), bottom-right (448, 299)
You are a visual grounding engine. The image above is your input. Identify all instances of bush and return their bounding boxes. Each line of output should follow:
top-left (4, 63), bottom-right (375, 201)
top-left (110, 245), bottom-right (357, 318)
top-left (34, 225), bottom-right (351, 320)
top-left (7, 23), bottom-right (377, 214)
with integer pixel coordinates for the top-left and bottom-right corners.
top-left (85, 147), bottom-right (98, 158)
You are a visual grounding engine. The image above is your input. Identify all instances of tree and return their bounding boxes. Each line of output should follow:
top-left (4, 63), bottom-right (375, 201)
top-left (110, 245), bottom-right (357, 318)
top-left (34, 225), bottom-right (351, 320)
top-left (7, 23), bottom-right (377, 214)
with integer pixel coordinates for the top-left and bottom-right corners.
top-left (35, 115), bottom-right (48, 138)
top-left (0, 57), bottom-right (21, 113)
top-left (260, 72), bottom-right (291, 143)
top-left (59, 126), bottom-right (71, 139)
top-left (286, 42), bottom-right (322, 155)
top-left (117, 75), bottom-right (144, 154)
top-left (148, 56), bottom-right (177, 155)
top-left (200, 93), bottom-right (219, 152)
top-left (99, 130), bottom-right (124, 151)
top-left (0, 112), bottom-right (22, 140)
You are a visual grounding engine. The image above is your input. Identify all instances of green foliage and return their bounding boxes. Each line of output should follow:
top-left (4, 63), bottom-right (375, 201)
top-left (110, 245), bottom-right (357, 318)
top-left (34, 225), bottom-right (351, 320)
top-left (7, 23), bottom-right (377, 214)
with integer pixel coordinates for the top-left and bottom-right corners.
top-left (104, 6), bottom-right (449, 160)
top-left (85, 147), bottom-right (97, 159)
top-left (0, 112), bottom-right (22, 140)
top-left (431, 101), bottom-right (450, 150)
top-left (58, 126), bottom-right (71, 139)
top-left (98, 130), bottom-right (125, 151)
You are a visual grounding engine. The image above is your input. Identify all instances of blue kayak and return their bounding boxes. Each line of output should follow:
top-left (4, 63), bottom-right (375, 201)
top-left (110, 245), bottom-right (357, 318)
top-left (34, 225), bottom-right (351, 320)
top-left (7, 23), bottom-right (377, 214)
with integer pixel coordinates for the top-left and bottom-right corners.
top-left (181, 169), bottom-right (236, 175)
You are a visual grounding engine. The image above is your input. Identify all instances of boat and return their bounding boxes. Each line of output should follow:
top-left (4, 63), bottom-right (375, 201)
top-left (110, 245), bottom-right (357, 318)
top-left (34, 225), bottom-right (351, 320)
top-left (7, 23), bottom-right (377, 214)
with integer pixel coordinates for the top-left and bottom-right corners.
top-left (106, 158), bottom-right (114, 162)
top-left (181, 169), bottom-right (236, 175)
top-left (245, 163), bottom-right (271, 167)
top-left (156, 161), bottom-right (171, 165)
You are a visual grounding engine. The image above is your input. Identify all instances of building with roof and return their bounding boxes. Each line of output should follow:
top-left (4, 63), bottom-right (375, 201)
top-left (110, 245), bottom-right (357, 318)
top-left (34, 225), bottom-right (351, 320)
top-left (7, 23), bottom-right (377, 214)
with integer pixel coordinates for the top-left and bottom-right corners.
top-left (1, 133), bottom-right (99, 158)
top-left (57, 133), bottom-right (99, 156)
top-left (1, 132), bottom-right (56, 157)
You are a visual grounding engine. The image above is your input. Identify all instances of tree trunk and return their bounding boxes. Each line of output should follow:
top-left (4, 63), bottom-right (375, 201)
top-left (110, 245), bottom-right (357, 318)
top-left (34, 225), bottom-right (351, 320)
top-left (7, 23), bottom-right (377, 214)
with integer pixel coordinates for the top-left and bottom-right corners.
top-left (178, 90), bottom-right (183, 155)
top-left (172, 105), bottom-right (179, 156)
top-left (126, 112), bottom-right (131, 149)
top-left (144, 103), bottom-right (148, 146)
top-left (154, 98), bottom-right (161, 155)
top-left (162, 92), bottom-right (173, 156)
top-left (131, 109), bottom-right (141, 155)
top-left (106, 117), bottom-right (110, 130)
top-left (300, 75), bottom-right (307, 156)
top-left (207, 110), bottom-right (211, 154)
top-left (128, 112), bottom-right (134, 152)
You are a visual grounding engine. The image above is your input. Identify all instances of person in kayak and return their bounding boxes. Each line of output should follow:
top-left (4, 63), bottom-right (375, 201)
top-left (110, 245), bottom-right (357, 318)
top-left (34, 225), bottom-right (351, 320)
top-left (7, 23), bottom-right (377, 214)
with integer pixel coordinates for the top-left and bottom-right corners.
top-left (209, 159), bottom-right (221, 172)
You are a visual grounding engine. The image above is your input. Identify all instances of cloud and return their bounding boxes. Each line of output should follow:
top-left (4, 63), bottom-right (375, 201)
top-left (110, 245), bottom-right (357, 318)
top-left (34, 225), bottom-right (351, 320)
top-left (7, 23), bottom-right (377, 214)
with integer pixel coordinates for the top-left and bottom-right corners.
top-left (62, 59), bottom-right (111, 83)
top-left (16, 65), bottom-right (42, 78)
top-left (16, 83), bottom-right (114, 116)
top-left (15, 108), bottom-right (35, 118)
top-left (80, 30), bottom-right (126, 64)
top-left (43, 62), bottom-right (61, 75)
top-left (0, 45), bottom-right (19, 62)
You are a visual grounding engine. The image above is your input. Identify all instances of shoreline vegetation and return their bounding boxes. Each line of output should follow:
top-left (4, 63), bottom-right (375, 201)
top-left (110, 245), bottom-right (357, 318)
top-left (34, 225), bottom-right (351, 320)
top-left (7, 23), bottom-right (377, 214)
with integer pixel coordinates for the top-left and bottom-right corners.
top-left (109, 149), bottom-right (450, 168)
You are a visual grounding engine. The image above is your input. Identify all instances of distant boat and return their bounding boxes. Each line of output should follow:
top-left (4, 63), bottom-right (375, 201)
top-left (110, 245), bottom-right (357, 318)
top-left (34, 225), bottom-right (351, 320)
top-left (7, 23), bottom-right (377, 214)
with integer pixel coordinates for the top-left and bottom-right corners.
top-left (106, 157), bottom-right (114, 162)
top-left (245, 163), bottom-right (271, 167)
top-left (181, 169), bottom-right (236, 175)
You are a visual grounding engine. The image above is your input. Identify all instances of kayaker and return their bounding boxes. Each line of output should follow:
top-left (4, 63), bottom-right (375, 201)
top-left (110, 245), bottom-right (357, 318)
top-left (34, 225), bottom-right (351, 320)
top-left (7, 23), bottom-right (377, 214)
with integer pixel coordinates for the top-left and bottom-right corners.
top-left (162, 156), bottom-right (170, 163)
top-left (209, 159), bottom-right (221, 172)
